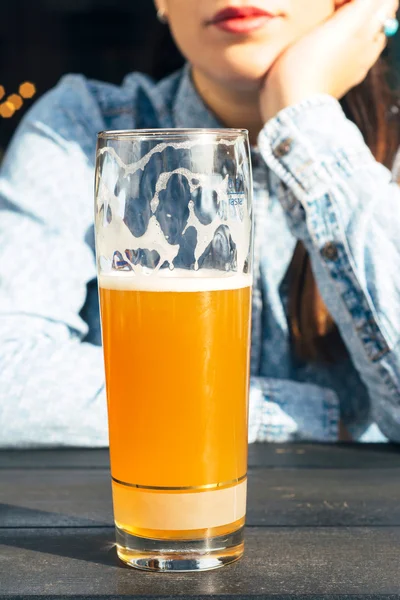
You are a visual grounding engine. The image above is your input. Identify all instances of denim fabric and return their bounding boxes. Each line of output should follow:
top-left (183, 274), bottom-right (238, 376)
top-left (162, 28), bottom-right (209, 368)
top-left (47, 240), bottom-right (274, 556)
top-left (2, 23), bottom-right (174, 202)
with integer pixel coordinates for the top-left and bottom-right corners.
top-left (0, 65), bottom-right (399, 446)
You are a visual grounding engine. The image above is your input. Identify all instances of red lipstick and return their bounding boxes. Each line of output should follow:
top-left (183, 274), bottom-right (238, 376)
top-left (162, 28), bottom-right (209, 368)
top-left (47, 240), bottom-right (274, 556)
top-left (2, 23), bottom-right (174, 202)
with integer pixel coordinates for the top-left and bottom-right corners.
top-left (209, 6), bottom-right (275, 34)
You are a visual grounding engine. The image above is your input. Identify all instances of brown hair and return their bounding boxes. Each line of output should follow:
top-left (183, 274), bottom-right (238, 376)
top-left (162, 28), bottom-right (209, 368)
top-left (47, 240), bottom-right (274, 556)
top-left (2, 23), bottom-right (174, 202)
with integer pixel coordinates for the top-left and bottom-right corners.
top-left (289, 58), bottom-right (400, 363)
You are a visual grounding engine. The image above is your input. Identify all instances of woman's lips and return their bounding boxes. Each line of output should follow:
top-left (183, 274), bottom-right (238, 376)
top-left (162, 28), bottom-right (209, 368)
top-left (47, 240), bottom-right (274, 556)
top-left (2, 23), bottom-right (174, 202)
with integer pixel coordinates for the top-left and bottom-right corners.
top-left (209, 6), bottom-right (275, 34)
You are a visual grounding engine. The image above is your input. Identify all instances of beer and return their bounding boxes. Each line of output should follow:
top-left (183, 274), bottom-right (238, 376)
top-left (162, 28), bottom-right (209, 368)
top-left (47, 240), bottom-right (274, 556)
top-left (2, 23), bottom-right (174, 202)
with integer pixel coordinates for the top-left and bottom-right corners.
top-left (99, 270), bottom-right (252, 540)
top-left (95, 127), bottom-right (253, 570)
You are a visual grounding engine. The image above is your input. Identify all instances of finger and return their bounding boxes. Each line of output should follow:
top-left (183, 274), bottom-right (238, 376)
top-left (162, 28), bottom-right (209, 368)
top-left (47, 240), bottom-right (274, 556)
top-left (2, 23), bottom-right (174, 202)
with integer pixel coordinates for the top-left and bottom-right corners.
top-left (361, 30), bottom-right (388, 76)
top-left (369, 35), bottom-right (388, 67)
top-left (366, 0), bottom-right (398, 41)
top-left (375, 0), bottom-right (399, 21)
top-left (354, 0), bottom-right (397, 19)
top-left (351, 36), bottom-right (386, 85)
top-left (331, 0), bottom-right (398, 40)
top-left (327, 0), bottom-right (378, 36)
top-left (371, 33), bottom-right (388, 55)
top-left (349, 0), bottom-right (391, 75)
top-left (334, 0), bottom-right (396, 27)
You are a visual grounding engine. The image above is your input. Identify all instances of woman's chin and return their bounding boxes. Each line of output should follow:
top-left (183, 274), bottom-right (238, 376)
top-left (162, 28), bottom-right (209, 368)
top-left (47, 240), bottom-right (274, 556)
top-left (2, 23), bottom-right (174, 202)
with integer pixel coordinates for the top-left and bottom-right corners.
top-left (208, 64), bottom-right (271, 91)
top-left (208, 49), bottom-right (280, 89)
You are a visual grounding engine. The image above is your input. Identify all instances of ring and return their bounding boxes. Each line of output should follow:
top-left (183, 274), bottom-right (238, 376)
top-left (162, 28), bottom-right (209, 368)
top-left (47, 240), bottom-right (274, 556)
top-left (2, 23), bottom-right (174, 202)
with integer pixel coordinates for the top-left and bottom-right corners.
top-left (382, 17), bottom-right (399, 37)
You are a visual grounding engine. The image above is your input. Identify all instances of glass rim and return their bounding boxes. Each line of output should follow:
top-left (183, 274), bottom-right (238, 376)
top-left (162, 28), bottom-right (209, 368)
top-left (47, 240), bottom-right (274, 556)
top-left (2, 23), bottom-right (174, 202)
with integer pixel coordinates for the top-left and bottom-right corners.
top-left (98, 128), bottom-right (248, 141)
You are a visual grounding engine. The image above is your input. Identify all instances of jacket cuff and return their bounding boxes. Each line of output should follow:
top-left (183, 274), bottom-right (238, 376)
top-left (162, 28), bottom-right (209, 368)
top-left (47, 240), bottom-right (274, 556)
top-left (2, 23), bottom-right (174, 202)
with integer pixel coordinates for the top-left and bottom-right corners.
top-left (248, 377), bottom-right (339, 443)
top-left (258, 95), bottom-right (374, 213)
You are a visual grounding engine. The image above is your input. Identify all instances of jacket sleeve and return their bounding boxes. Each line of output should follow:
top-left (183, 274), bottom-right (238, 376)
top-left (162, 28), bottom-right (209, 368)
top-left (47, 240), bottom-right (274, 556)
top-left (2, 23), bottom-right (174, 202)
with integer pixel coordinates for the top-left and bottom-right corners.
top-left (258, 94), bottom-right (400, 442)
top-left (248, 376), bottom-right (339, 442)
top-left (0, 76), bottom-right (109, 447)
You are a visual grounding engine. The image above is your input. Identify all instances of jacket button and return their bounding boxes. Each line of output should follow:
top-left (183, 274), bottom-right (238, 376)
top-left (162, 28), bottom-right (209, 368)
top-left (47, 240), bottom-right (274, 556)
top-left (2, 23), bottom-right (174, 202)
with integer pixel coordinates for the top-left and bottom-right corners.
top-left (274, 138), bottom-right (294, 158)
top-left (321, 242), bottom-right (339, 261)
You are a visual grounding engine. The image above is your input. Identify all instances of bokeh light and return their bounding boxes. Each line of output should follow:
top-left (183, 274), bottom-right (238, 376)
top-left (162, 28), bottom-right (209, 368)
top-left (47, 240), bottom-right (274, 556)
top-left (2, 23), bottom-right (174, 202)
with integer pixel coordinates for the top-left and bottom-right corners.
top-left (0, 82), bottom-right (36, 117)
top-left (19, 82), bottom-right (36, 99)
top-left (7, 94), bottom-right (23, 110)
top-left (0, 102), bottom-right (16, 118)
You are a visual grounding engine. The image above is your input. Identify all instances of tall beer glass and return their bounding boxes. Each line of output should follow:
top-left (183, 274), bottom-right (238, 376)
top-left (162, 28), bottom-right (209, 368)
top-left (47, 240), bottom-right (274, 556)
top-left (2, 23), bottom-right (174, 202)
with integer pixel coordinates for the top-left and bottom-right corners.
top-left (95, 129), bottom-right (253, 572)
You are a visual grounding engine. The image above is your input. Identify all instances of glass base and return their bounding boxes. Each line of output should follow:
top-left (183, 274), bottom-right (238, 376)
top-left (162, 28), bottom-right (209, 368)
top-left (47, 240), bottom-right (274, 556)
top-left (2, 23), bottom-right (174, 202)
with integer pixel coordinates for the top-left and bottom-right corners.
top-left (115, 524), bottom-right (244, 572)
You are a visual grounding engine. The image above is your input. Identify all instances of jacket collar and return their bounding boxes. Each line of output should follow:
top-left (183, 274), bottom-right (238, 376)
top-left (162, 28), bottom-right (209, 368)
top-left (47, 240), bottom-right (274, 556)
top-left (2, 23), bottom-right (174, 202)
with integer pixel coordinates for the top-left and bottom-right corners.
top-left (173, 64), bottom-right (221, 129)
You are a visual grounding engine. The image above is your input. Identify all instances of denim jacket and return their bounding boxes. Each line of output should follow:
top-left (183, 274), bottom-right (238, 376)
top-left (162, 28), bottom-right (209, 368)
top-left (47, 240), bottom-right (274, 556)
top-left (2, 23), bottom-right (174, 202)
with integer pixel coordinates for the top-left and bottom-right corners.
top-left (1, 65), bottom-right (400, 446)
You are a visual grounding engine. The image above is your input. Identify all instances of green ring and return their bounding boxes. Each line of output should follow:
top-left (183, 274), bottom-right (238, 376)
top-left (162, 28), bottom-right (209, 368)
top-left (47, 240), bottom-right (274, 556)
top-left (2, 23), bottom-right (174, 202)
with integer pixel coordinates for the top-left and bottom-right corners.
top-left (384, 18), bottom-right (399, 37)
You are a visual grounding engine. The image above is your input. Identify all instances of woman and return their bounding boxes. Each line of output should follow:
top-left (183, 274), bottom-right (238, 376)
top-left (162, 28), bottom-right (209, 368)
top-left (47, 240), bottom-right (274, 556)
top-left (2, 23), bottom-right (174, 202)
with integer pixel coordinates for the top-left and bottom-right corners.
top-left (0, 0), bottom-right (399, 446)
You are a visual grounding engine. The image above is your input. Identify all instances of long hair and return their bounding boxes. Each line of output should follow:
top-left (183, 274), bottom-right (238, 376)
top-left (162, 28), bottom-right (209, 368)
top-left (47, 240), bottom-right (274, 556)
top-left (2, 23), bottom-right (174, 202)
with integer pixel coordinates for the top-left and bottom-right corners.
top-left (289, 58), bottom-right (400, 362)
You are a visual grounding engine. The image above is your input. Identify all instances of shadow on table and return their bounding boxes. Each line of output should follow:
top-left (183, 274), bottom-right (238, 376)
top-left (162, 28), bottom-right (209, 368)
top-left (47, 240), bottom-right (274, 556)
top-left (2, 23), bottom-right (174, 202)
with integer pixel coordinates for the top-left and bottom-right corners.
top-left (0, 501), bottom-right (111, 528)
top-left (0, 503), bottom-right (121, 568)
top-left (248, 442), bottom-right (400, 469)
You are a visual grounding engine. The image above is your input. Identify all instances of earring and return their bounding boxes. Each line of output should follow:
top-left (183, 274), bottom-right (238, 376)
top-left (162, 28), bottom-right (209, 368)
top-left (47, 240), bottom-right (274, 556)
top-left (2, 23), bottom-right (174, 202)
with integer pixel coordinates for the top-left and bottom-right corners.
top-left (157, 8), bottom-right (168, 24)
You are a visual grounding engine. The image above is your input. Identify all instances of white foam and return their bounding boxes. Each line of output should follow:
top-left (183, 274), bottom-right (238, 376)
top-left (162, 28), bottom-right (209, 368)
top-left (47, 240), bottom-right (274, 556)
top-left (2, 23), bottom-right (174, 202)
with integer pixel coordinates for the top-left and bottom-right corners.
top-left (96, 141), bottom-right (252, 277)
top-left (99, 269), bottom-right (252, 292)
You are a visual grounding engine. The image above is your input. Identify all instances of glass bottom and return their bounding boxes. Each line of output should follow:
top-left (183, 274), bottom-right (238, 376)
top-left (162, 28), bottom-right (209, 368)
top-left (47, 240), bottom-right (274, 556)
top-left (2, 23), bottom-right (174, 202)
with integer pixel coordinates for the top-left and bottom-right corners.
top-left (115, 524), bottom-right (244, 572)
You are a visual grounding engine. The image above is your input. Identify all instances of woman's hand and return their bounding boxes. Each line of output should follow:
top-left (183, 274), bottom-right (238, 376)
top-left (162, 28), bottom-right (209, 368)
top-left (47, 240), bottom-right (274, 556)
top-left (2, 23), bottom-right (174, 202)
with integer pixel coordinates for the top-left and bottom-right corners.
top-left (260, 0), bottom-right (399, 122)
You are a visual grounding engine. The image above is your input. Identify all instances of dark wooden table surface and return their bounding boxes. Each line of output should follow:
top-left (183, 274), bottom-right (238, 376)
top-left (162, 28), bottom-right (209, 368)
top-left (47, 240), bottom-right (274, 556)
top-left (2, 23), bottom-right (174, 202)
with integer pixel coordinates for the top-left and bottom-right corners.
top-left (1, 443), bottom-right (400, 600)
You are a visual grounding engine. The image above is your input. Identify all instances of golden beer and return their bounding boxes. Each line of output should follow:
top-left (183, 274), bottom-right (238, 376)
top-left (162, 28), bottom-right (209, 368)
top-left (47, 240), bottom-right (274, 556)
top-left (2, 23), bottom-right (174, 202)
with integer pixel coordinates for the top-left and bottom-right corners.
top-left (99, 271), bottom-right (252, 543)
top-left (95, 127), bottom-right (253, 570)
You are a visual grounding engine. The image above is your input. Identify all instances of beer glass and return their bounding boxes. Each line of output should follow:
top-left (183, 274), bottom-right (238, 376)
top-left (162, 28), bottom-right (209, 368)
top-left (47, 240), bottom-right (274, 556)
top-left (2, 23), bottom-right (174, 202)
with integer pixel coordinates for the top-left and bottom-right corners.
top-left (95, 129), bottom-right (253, 572)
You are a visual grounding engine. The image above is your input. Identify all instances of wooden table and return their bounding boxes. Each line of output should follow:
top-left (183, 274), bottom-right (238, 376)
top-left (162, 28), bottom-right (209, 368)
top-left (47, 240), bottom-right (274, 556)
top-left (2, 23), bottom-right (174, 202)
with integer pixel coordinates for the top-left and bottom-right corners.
top-left (1, 443), bottom-right (400, 599)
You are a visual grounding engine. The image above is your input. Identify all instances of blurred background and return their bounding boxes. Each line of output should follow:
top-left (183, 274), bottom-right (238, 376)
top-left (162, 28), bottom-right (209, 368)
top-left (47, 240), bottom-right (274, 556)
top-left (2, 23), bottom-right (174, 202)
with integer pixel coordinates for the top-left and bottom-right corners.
top-left (0, 0), bottom-right (184, 158)
top-left (0, 0), bottom-right (399, 159)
